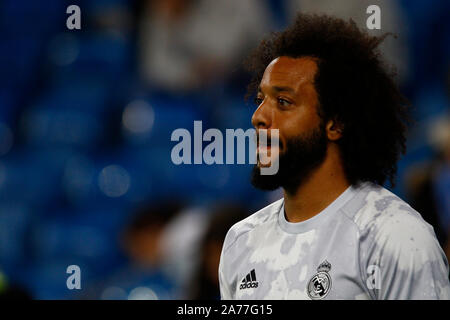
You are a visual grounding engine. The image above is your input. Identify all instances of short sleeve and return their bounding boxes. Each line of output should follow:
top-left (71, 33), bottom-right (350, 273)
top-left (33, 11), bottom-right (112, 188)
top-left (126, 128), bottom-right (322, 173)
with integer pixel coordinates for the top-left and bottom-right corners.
top-left (359, 208), bottom-right (450, 300)
top-left (218, 227), bottom-right (236, 300)
top-left (218, 249), bottom-right (232, 300)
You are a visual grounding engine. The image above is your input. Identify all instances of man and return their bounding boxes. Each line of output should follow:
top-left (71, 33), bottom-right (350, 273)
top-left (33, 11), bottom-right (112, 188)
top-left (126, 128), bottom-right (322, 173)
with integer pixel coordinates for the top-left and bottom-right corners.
top-left (218, 13), bottom-right (450, 300)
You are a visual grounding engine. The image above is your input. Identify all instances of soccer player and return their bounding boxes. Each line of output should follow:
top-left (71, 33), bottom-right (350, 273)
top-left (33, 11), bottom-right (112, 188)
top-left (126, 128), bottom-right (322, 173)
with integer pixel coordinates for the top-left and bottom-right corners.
top-left (219, 13), bottom-right (450, 300)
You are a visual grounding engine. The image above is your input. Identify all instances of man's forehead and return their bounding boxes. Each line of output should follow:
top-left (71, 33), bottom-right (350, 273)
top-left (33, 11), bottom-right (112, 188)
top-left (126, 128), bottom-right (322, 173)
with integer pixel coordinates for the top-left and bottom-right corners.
top-left (261, 56), bottom-right (318, 87)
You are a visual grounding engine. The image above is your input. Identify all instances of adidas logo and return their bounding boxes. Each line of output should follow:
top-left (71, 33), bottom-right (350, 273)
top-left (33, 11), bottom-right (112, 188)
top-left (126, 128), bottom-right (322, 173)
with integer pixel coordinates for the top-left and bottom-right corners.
top-left (239, 269), bottom-right (259, 290)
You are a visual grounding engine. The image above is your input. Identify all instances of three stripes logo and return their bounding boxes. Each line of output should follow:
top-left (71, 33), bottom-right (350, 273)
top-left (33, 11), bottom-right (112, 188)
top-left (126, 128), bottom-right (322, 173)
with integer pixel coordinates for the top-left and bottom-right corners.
top-left (239, 269), bottom-right (259, 290)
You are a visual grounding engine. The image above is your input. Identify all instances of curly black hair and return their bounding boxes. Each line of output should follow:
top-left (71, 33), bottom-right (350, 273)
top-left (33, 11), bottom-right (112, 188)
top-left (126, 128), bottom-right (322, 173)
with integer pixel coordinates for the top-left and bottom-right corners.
top-left (245, 13), bottom-right (411, 187)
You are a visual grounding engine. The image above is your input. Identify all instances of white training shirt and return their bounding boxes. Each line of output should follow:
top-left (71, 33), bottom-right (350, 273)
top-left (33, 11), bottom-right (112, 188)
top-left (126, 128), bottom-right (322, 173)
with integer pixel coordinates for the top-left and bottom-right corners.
top-left (219, 182), bottom-right (450, 299)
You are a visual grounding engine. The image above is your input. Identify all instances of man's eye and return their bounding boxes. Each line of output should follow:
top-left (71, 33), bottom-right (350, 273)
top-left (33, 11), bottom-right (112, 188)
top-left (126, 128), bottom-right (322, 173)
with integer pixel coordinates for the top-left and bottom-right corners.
top-left (278, 98), bottom-right (291, 107)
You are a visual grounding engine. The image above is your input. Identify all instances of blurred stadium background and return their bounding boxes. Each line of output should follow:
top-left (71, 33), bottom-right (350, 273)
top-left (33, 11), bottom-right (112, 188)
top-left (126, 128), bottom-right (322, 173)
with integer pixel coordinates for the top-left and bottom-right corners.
top-left (0, 0), bottom-right (449, 299)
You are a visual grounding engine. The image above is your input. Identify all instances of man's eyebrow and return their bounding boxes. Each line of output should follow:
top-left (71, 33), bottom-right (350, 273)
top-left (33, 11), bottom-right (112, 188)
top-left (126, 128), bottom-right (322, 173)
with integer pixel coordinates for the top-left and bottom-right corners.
top-left (273, 86), bottom-right (295, 93)
top-left (258, 85), bottom-right (295, 94)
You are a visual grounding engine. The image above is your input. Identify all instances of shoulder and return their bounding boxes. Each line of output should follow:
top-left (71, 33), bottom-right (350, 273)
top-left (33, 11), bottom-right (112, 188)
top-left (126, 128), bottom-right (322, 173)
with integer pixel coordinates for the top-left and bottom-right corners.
top-left (350, 182), bottom-right (444, 267)
top-left (347, 183), bottom-right (450, 299)
top-left (351, 182), bottom-right (435, 240)
top-left (221, 198), bottom-right (283, 255)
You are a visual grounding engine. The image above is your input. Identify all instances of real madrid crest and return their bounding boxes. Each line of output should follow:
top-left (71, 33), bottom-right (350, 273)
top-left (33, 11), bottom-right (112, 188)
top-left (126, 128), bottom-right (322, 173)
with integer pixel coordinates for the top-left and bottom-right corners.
top-left (307, 260), bottom-right (332, 300)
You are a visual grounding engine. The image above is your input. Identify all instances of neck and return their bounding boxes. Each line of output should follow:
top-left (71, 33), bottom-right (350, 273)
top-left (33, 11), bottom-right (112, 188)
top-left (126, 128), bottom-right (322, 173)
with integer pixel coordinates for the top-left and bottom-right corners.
top-left (283, 145), bottom-right (350, 223)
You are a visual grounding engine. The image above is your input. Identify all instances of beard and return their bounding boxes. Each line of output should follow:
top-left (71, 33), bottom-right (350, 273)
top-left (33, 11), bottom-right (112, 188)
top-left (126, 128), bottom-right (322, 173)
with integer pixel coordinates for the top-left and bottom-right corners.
top-left (251, 122), bottom-right (328, 195)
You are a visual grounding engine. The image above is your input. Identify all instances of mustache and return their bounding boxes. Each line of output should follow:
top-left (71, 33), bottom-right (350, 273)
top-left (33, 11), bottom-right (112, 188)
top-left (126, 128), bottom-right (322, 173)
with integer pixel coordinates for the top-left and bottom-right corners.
top-left (255, 133), bottom-right (283, 148)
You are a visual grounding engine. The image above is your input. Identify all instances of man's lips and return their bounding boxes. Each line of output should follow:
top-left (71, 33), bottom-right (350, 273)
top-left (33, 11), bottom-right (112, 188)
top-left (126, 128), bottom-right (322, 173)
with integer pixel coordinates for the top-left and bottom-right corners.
top-left (256, 136), bottom-right (282, 148)
top-left (257, 140), bottom-right (282, 150)
top-left (257, 145), bottom-right (279, 152)
top-left (257, 144), bottom-right (281, 158)
top-left (257, 146), bottom-right (271, 153)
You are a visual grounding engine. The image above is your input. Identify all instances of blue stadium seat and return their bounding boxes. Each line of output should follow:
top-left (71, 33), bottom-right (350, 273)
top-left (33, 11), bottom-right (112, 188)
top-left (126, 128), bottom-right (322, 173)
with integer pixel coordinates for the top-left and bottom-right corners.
top-left (210, 96), bottom-right (255, 130)
top-left (0, 148), bottom-right (74, 205)
top-left (30, 216), bottom-right (116, 262)
top-left (12, 258), bottom-right (95, 300)
top-left (34, 74), bottom-right (110, 110)
top-left (0, 0), bottom-right (65, 37)
top-left (27, 207), bottom-right (126, 285)
top-left (0, 90), bottom-right (16, 124)
top-left (0, 37), bottom-right (41, 89)
top-left (0, 203), bottom-right (31, 268)
top-left (20, 106), bottom-right (105, 148)
top-left (415, 84), bottom-right (449, 120)
top-left (60, 150), bottom-right (171, 207)
top-left (121, 95), bottom-right (208, 148)
top-left (48, 32), bottom-right (131, 79)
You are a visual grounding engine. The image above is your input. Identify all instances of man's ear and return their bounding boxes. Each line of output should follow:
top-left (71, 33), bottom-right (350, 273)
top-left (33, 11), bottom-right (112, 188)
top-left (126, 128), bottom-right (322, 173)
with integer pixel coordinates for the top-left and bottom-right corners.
top-left (326, 119), bottom-right (344, 141)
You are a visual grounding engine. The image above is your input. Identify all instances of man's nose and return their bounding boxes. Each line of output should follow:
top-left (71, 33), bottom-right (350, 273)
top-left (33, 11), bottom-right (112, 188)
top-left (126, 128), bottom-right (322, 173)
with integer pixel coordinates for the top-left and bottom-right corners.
top-left (251, 100), bottom-right (271, 130)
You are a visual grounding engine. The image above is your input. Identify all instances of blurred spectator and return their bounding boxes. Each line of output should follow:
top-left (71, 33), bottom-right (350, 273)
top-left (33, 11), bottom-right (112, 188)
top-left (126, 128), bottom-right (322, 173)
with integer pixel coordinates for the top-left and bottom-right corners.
top-left (79, 200), bottom-right (184, 299)
top-left (405, 160), bottom-right (447, 248)
top-left (430, 114), bottom-right (450, 265)
top-left (429, 115), bottom-right (450, 227)
top-left (405, 114), bottom-right (450, 257)
top-left (159, 206), bottom-right (210, 296)
top-left (186, 203), bottom-right (248, 300)
top-left (285, 0), bottom-right (410, 85)
top-left (122, 201), bottom-right (183, 267)
top-left (137, 0), bottom-right (272, 92)
top-left (86, 0), bottom-right (133, 37)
